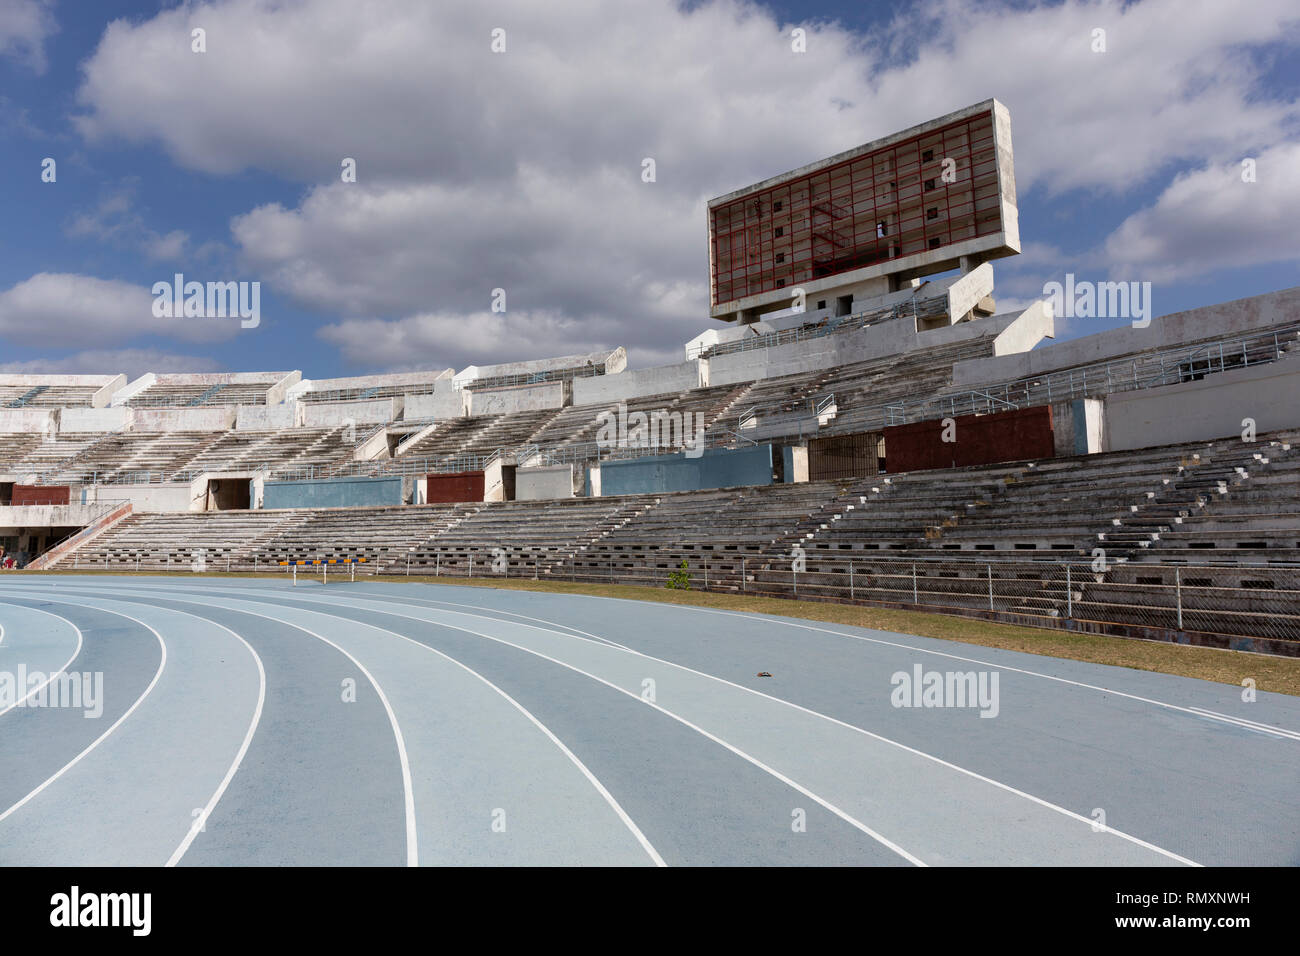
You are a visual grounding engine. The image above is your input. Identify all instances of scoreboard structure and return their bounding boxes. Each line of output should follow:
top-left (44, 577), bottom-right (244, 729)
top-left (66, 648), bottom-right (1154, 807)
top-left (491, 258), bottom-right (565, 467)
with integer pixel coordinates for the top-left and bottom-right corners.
top-left (707, 99), bottom-right (1019, 323)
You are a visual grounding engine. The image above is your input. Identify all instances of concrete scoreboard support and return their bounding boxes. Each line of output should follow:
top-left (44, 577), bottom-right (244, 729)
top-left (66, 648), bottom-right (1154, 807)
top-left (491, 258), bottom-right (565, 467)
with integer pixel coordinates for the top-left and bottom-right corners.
top-left (708, 99), bottom-right (1019, 324)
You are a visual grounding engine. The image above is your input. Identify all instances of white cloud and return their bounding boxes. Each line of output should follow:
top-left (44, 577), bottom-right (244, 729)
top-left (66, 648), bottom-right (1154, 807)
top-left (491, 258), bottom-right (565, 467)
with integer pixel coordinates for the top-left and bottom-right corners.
top-left (1102, 144), bottom-right (1300, 283)
top-left (0, 273), bottom-right (242, 348)
top-left (69, 0), bottom-right (1300, 369)
top-left (0, 0), bottom-right (56, 73)
top-left (67, 186), bottom-right (192, 262)
top-left (144, 229), bottom-right (191, 261)
top-left (0, 348), bottom-right (224, 377)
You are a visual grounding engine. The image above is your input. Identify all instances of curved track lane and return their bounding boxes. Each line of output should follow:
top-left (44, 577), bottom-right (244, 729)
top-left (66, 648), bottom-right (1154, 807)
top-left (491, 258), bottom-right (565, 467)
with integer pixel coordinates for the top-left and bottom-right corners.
top-left (1, 576), bottom-right (1297, 866)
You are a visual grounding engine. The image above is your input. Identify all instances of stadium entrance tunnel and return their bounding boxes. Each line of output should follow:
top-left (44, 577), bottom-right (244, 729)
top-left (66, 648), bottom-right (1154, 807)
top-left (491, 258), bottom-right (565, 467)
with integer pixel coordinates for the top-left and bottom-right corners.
top-left (205, 477), bottom-right (251, 511)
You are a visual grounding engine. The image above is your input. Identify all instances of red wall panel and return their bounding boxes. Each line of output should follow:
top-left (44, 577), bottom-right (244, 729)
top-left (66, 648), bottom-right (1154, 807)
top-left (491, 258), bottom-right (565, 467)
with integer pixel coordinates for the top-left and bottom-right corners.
top-left (425, 471), bottom-right (484, 504)
top-left (884, 406), bottom-right (1055, 473)
top-left (12, 484), bottom-right (70, 506)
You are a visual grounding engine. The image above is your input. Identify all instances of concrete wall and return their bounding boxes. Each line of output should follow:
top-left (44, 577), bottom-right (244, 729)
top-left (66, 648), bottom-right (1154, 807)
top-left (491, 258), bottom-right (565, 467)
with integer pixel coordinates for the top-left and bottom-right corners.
top-left (1104, 359), bottom-right (1300, 452)
top-left (91, 374), bottom-right (128, 408)
top-left (572, 362), bottom-right (699, 406)
top-left (990, 300), bottom-right (1055, 357)
top-left (0, 373), bottom-right (118, 387)
top-left (952, 285), bottom-right (1300, 389)
top-left (236, 403), bottom-right (300, 430)
top-left (484, 459), bottom-right (512, 502)
top-left (306, 371), bottom-right (439, 391)
top-left (265, 371), bottom-right (302, 407)
top-left (109, 373), bottom-right (155, 406)
top-left (596, 444), bottom-right (774, 496)
top-left (0, 408), bottom-right (57, 433)
top-left (456, 348), bottom-right (626, 387)
top-left (403, 382), bottom-right (463, 421)
top-left (262, 476), bottom-right (403, 510)
top-left (82, 483), bottom-right (192, 512)
top-left (132, 407), bottom-right (236, 432)
top-left (0, 503), bottom-right (109, 529)
top-left (515, 464), bottom-right (575, 500)
top-left (943, 263), bottom-right (995, 326)
top-left (780, 445), bottom-right (810, 483)
top-left (467, 381), bottom-right (564, 415)
top-left (300, 398), bottom-right (399, 427)
top-left (1051, 398), bottom-right (1105, 457)
top-left (60, 406), bottom-right (133, 433)
top-left (152, 371), bottom-right (291, 386)
top-left (704, 306), bottom-right (1024, 388)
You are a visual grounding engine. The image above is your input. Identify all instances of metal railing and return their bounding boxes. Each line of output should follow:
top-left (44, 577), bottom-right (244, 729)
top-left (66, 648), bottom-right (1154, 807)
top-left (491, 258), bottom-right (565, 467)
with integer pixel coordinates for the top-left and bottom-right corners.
top-left (457, 365), bottom-right (606, 392)
top-left (848, 325), bottom-right (1299, 430)
top-left (738, 391), bottom-right (836, 432)
top-left (68, 545), bottom-right (1299, 649)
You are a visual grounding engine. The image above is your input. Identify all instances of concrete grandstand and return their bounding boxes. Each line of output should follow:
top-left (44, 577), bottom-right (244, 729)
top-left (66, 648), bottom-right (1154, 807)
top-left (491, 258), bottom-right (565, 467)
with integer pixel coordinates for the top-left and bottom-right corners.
top-left (2, 278), bottom-right (1299, 655)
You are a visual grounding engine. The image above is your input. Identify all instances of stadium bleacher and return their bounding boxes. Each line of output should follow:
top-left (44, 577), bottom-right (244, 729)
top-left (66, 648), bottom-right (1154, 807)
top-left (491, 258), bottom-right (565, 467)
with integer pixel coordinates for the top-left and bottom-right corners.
top-left (2, 283), bottom-right (1299, 652)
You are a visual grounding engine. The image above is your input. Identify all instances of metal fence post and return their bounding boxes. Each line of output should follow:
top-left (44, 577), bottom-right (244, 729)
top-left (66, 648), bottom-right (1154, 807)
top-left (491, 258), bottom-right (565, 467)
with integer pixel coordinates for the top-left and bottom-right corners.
top-left (436, 551), bottom-right (440, 576)
top-left (469, 552), bottom-right (473, 577)
top-left (293, 564), bottom-right (296, 586)
top-left (912, 564), bottom-right (918, 603)
top-left (850, 562), bottom-right (854, 601)
top-left (793, 567), bottom-right (797, 596)
top-left (742, 557), bottom-right (746, 593)
top-left (1066, 564), bottom-right (1072, 619)
top-left (704, 562), bottom-right (708, 591)
top-left (987, 564), bottom-right (994, 610)
top-left (351, 562), bottom-right (355, 583)
top-left (1175, 568), bottom-right (1183, 630)
top-left (323, 563), bottom-right (326, 585)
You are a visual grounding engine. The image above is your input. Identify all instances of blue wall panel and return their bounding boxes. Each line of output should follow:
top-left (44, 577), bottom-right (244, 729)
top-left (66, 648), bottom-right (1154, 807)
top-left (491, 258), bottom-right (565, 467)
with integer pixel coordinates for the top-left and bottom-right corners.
top-left (598, 444), bottom-right (773, 496)
top-left (263, 476), bottom-right (403, 510)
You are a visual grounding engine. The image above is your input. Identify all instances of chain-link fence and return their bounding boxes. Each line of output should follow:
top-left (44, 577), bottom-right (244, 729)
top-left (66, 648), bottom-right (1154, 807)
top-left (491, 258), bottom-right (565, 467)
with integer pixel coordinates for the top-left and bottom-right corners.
top-left (66, 544), bottom-right (1300, 647)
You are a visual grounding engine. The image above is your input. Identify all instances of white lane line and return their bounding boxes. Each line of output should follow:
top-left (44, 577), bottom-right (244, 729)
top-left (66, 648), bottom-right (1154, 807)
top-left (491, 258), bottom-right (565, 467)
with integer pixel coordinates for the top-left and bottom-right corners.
top-left (72, 584), bottom-right (664, 867)
top-left (49, 581), bottom-right (1206, 864)
top-left (4, 589), bottom-right (270, 865)
top-left (255, 587), bottom-right (1199, 867)
top-left (613, 600), bottom-right (1300, 741)
top-left (106, 581), bottom-right (1299, 740)
top-left (0, 603), bottom-right (166, 826)
top-left (204, 588), bottom-right (925, 866)
top-left (375, 595), bottom-right (634, 651)
top-left (1185, 707), bottom-right (1300, 740)
top-left (187, 604), bottom-right (418, 867)
top-left (0, 601), bottom-right (84, 720)
top-left (150, 610), bottom-right (266, 868)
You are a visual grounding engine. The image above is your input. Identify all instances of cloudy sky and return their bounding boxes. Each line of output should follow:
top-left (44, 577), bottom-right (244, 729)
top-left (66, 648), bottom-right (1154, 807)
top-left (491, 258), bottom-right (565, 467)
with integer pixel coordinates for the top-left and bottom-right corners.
top-left (0, 0), bottom-right (1296, 379)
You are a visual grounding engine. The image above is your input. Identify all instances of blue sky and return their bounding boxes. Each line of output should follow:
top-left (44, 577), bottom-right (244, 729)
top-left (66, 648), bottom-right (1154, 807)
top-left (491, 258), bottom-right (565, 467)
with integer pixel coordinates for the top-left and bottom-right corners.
top-left (0, 0), bottom-right (1297, 380)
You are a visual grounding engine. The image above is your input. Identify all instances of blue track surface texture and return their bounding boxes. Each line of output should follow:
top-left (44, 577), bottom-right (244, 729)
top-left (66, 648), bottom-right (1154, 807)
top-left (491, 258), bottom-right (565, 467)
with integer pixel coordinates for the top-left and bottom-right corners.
top-left (0, 576), bottom-right (1295, 866)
